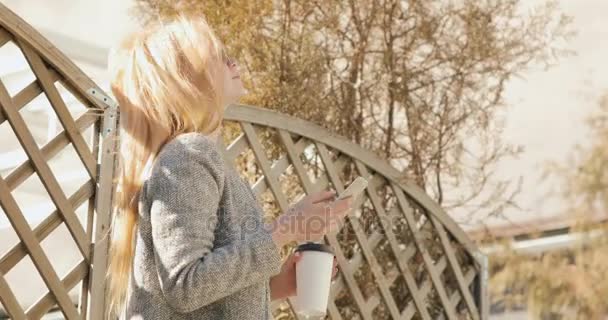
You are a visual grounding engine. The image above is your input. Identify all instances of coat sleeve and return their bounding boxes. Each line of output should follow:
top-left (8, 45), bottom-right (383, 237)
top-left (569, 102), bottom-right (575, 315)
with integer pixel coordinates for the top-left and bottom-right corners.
top-left (147, 136), bottom-right (282, 313)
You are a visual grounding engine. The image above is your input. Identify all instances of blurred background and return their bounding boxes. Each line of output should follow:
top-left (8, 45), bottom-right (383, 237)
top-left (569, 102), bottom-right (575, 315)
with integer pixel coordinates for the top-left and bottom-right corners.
top-left (0, 0), bottom-right (606, 319)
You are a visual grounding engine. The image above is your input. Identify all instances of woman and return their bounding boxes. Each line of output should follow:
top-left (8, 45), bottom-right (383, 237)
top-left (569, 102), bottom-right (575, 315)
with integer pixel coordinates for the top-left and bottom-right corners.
top-left (106, 14), bottom-right (352, 319)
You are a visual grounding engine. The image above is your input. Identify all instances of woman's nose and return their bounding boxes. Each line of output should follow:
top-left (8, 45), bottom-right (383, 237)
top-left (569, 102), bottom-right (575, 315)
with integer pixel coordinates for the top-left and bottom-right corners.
top-left (230, 62), bottom-right (240, 73)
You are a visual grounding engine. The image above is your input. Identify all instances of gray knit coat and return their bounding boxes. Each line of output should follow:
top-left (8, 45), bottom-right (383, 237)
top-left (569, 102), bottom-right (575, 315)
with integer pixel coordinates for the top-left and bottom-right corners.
top-left (125, 132), bottom-right (283, 319)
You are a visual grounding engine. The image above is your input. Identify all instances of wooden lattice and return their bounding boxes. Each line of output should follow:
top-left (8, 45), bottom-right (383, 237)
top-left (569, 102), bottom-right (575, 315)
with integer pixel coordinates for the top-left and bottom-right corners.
top-left (221, 108), bottom-right (488, 320)
top-left (0, 3), bottom-right (118, 320)
top-left (0, 2), bottom-right (487, 319)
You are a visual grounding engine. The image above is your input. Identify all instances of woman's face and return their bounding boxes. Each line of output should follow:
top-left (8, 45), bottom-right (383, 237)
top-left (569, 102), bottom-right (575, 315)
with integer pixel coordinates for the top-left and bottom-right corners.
top-left (222, 56), bottom-right (247, 105)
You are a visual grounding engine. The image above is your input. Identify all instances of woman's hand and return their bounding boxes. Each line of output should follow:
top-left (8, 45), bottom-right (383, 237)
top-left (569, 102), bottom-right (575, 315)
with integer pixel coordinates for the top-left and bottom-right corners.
top-left (269, 191), bottom-right (353, 246)
top-left (269, 251), bottom-right (339, 301)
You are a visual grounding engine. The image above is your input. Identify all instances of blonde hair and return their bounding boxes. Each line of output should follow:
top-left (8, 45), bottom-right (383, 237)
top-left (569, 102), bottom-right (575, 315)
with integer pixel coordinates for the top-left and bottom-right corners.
top-left (107, 14), bottom-right (227, 316)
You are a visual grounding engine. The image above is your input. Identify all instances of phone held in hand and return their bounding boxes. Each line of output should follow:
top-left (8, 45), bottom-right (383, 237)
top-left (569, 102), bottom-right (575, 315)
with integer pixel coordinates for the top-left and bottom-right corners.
top-left (336, 176), bottom-right (368, 201)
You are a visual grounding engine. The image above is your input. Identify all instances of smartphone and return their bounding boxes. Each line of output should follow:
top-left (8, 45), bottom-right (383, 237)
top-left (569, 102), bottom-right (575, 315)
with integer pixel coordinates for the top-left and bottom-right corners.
top-left (337, 176), bottom-right (368, 200)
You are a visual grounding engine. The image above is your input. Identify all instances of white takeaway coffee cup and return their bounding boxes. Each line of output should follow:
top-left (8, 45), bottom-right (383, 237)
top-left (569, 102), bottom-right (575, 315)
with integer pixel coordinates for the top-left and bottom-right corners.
top-left (294, 242), bottom-right (335, 318)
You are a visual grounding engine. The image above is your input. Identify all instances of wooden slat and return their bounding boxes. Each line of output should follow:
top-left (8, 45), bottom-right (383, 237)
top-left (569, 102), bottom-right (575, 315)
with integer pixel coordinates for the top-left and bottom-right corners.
top-left (326, 298), bottom-right (343, 320)
top-left (316, 143), bottom-right (400, 319)
top-left (285, 297), bottom-right (303, 320)
top-left (241, 124), bottom-right (304, 319)
top-left (0, 211), bottom-right (59, 274)
top-left (0, 272), bottom-right (26, 320)
top-left (57, 79), bottom-right (102, 112)
top-left (14, 69), bottom-right (61, 108)
top-left (435, 268), bottom-right (478, 320)
top-left (79, 119), bottom-right (100, 316)
top-left (78, 196), bottom-right (95, 315)
top-left (290, 153), bottom-right (349, 200)
top-left (0, 26), bottom-right (11, 46)
top-left (278, 130), bottom-right (315, 192)
top-left (0, 81), bottom-right (90, 259)
top-left (241, 122), bottom-right (290, 211)
top-left (5, 111), bottom-right (97, 191)
top-left (477, 254), bottom-right (489, 320)
top-left (277, 141), bottom-right (372, 319)
top-left (341, 259), bottom-right (408, 313)
top-left (0, 181), bottom-right (95, 274)
top-left (392, 185), bottom-right (458, 320)
top-left (19, 41), bottom-right (96, 179)
top-left (317, 147), bottom-right (430, 319)
top-left (350, 221), bottom-right (402, 318)
top-left (251, 135), bottom-right (309, 198)
top-left (350, 238), bottom-right (417, 286)
top-left (447, 269), bottom-right (477, 312)
top-left (88, 105), bottom-right (119, 320)
top-left (0, 176), bottom-right (80, 319)
top-left (27, 260), bottom-right (88, 319)
top-left (332, 242), bottom-right (417, 304)
top-left (401, 257), bottom-right (448, 320)
top-left (0, 69), bottom-right (60, 126)
top-left (224, 133), bottom-right (248, 162)
top-left (352, 163), bottom-right (434, 319)
top-left (252, 150), bottom-right (327, 199)
top-left (430, 216), bottom-right (480, 320)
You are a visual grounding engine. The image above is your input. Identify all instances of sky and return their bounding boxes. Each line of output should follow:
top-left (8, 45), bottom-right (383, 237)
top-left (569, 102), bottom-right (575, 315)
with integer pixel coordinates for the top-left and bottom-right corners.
top-left (483, 0), bottom-right (608, 230)
top-left (0, 0), bottom-right (607, 232)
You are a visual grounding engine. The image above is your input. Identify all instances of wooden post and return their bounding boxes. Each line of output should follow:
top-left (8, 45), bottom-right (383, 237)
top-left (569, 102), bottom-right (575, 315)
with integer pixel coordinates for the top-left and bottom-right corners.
top-left (87, 98), bottom-right (119, 320)
top-left (474, 252), bottom-right (490, 320)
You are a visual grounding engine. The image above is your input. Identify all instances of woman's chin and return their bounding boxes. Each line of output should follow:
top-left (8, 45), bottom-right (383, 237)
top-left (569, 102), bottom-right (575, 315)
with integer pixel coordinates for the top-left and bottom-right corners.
top-left (238, 86), bottom-right (249, 97)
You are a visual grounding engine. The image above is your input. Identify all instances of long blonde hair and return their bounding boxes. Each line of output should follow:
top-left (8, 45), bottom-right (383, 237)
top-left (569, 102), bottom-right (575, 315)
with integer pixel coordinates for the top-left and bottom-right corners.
top-left (107, 14), bottom-right (227, 316)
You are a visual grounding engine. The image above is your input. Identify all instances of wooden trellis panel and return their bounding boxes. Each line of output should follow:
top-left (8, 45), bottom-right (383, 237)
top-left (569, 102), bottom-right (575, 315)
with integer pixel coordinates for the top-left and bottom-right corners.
top-left (223, 106), bottom-right (488, 320)
top-left (0, 3), bottom-right (118, 320)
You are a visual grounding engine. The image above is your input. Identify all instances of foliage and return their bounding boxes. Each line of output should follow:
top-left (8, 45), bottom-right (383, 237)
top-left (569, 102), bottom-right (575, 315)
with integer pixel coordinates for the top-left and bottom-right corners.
top-left (490, 95), bottom-right (608, 319)
top-left (133, 0), bottom-right (572, 221)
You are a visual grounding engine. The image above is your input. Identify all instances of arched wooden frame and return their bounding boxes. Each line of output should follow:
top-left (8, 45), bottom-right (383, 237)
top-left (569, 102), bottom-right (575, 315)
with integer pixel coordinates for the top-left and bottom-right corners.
top-left (0, 2), bottom-right (487, 319)
top-left (222, 106), bottom-right (488, 320)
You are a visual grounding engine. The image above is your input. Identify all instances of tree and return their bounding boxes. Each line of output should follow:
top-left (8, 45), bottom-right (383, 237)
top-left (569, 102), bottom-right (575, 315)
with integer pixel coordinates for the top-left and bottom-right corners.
top-left (133, 0), bottom-right (572, 223)
top-left (490, 95), bottom-right (608, 319)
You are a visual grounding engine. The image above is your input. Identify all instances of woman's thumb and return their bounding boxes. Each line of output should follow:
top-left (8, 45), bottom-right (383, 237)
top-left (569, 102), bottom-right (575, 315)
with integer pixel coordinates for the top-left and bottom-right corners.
top-left (309, 190), bottom-right (337, 204)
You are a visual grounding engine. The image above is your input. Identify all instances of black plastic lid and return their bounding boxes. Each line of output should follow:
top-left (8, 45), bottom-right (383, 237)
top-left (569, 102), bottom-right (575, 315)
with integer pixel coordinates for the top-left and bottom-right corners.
top-left (295, 242), bottom-right (334, 255)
